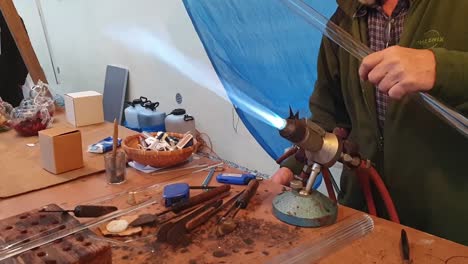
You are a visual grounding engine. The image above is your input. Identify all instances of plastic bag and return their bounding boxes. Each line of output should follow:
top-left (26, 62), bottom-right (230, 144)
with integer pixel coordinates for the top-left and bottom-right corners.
top-left (0, 98), bottom-right (13, 132)
top-left (30, 80), bottom-right (55, 117)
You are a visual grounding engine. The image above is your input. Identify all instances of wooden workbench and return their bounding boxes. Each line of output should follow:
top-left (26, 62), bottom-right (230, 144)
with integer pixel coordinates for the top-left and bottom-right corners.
top-left (0, 116), bottom-right (466, 263)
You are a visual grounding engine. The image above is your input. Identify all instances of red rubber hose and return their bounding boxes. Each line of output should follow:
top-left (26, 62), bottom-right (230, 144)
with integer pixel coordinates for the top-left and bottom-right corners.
top-left (366, 165), bottom-right (400, 223)
top-left (357, 169), bottom-right (377, 216)
top-left (275, 146), bottom-right (298, 164)
top-left (358, 161), bottom-right (400, 223)
top-left (322, 169), bottom-right (337, 203)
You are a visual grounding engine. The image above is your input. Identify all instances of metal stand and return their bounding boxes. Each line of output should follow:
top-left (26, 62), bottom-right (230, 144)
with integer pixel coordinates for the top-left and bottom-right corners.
top-left (272, 163), bottom-right (338, 227)
top-left (274, 114), bottom-right (400, 226)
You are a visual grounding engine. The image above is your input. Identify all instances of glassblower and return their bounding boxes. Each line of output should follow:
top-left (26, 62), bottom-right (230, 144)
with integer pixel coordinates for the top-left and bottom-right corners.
top-left (271, 0), bottom-right (445, 227)
top-left (282, 0), bottom-right (467, 137)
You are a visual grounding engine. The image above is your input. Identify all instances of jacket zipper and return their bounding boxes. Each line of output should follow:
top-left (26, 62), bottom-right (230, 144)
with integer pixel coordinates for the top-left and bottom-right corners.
top-left (354, 9), bottom-right (387, 154)
top-left (378, 17), bottom-right (395, 153)
top-left (385, 18), bottom-right (395, 48)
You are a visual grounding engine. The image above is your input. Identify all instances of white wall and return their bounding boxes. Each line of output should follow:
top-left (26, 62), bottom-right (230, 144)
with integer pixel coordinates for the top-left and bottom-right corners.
top-left (13, 0), bottom-right (280, 175)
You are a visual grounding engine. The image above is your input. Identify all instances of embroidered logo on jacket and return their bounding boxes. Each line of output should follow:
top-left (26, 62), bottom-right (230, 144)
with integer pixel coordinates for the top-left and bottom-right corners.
top-left (416, 30), bottom-right (444, 48)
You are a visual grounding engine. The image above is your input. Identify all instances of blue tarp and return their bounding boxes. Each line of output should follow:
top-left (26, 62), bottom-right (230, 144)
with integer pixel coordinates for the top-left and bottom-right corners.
top-left (182, 0), bottom-right (337, 160)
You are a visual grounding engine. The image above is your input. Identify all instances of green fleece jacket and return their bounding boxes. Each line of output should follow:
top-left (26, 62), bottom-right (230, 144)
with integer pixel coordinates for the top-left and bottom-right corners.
top-left (282, 0), bottom-right (468, 245)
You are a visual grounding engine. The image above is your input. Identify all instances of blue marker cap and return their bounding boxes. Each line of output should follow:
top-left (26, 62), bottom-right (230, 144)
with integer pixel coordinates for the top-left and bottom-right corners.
top-left (163, 183), bottom-right (190, 207)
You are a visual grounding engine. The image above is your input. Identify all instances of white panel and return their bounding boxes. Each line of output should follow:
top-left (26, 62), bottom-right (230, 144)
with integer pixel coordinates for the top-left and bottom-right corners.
top-left (13, 0), bottom-right (281, 175)
top-left (13, 0), bottom-right (56, 85)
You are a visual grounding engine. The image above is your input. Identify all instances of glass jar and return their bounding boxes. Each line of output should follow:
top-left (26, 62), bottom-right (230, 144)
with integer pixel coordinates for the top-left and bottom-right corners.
top-left (10, 101), bottom-right (52, 137)
top-left (104, 150), bottom-right (127, 184)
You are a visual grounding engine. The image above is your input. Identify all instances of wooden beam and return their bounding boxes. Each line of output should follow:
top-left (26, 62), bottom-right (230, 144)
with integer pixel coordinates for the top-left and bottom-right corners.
top-left (0, 0), bottom-right (47, 85)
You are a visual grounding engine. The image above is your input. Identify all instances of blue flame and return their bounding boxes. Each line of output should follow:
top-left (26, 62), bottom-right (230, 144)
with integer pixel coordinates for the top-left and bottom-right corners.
top-left (105, 27), bottom-right (286, 129)
top-left (230, 91), bottom-right (287, 130)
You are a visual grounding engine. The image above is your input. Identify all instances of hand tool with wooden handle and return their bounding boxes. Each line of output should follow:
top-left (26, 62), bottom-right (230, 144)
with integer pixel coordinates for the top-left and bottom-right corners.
top-left (40, 205), bottom-right (118, 218)
top-left (186, 190), bottom-right (244, 231)
top-left (157, 199), bottom-right (222, 243)
top-left (129, 184), bottom-right (230, 227)
top-left (217, 180), bottom-right (260, 236)
top-left (156, 190), bottom-right (230, 227)
top-left (171, 184), bottom-right (230, 213)
top-left (166, 199), bottom-right (223, 246)
top-left (220, 179), bottom-right (259, 222)
top-left (235, 179), bottom-right (260, 209)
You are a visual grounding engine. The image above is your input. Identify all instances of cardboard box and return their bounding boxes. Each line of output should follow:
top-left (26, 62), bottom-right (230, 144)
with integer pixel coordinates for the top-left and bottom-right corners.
top-left (65, 91), bottom-right (104, 127)
top-left (39, 126), bottom-right (84, 174)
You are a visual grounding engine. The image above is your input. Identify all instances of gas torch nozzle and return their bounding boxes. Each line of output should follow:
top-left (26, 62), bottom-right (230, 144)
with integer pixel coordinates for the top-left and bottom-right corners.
top-left (279, 118), bottom-right (341, 167)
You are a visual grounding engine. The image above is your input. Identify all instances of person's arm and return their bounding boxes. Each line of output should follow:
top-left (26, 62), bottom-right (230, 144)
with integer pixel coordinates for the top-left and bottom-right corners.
top-left (430, 48), bottom-right (468, 115)
top-left (309, 37), bottom-right (350, 132)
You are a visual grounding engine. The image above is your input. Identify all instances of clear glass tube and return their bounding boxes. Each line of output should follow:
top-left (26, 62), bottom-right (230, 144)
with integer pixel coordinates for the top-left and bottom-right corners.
top-left (0, 161), bottom-right (219, 262)
top-left (0, 195), bottom-right (159, 261)
top-left (0, 217), bottom-right (77, 251)
top-left (282, 0), bottom-right (467, 136)
top-left (283, 0), bottom-right (371, 60)
top-left (267, 214), bottom-right (374, 264)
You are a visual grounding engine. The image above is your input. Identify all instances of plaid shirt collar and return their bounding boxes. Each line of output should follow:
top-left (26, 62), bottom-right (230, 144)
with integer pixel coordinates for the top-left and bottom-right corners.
top-left (354, 0), bottom-right (411, 18)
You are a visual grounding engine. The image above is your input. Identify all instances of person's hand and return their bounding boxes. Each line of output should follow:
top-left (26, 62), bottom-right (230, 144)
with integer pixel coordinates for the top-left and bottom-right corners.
top-left (270, 167), bottom-right (294, 186)
top-left (359, 46), bottom-right (436, 99)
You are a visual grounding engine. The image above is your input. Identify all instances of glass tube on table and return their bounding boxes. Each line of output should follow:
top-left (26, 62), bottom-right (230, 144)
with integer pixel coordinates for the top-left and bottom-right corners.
top-left (267, 214), bottom-right (374, 264)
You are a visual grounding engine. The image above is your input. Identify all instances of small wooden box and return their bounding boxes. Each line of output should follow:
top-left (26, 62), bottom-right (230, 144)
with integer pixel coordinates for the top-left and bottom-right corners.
top-left (0, 204), bottom-right (112, 264)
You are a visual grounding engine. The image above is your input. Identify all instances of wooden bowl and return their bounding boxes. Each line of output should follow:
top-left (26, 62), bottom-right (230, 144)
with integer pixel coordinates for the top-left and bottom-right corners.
top-left (122, 132), bottom-right (197, 168)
